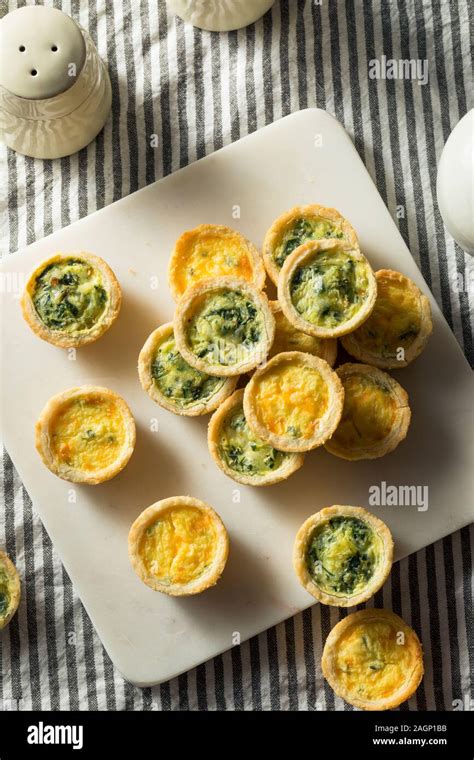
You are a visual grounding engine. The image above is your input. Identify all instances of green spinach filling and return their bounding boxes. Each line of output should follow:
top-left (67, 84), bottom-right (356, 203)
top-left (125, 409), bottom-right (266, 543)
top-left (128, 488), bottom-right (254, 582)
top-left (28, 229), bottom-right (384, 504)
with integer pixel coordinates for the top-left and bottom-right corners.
top-left (186, 289), bottom-right (264, 366)
top-left (0, 570), bottom-right (11, 618)
top-left (306, 516), bottom-right (380, 596)
top-left (290, 251), bottom-right (368, 327)
top-left (151, 332), bottom-right (225, 407)
top-left (32, 258), bottom-right (107, 332)
top-left (218, 404), bottom-right (287, 475)
top-left (274, 216), bottom-right (344, 269)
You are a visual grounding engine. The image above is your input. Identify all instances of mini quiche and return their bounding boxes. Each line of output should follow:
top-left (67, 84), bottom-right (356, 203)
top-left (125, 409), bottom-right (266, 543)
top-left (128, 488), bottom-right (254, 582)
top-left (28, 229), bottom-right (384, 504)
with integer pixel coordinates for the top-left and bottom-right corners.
top-left (138, 323), bottom-right (238, 416)
top-left (293, 506), bottom-right (393, 606)
top-left (341, 269), bottom-right (433, 368)
top-left (128, 496), bottom-right (229, 596)
top-left (208, 389), bottom-right (305, 486)
top-left (262, 204), bottom-right (359, 286)
top-left (35, 386), bottom-right (136, 484)
top-left (0, 551), bottom-right (21, 631)
top-left (243, 351), bottom-right (344, 452)
top-left (168, 224), bottom-right (266, 300)
top-left (278, 239), bottom-right (377, 339)
top-left (325, 364), bottom-right (411, 460)
top-left (174, 276), bottom-right (275, 376)
top-left (321, 608), bottom-right (424, 710)
top-left (21, 253), bottom-right (121, 348)
top-left (268, 301), bottom-right (337, 366)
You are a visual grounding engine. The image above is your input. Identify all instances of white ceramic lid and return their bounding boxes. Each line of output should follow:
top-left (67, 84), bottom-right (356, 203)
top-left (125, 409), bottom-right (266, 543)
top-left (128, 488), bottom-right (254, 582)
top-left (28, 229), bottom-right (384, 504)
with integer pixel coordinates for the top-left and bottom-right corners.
top-left (0, 6), bottom-right (86, 100)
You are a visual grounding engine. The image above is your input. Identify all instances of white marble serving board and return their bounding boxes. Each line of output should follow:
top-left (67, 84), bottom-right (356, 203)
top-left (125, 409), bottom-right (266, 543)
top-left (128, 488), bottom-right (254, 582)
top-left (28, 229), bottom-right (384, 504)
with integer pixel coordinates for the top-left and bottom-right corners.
top-left (1, 109), bottom-right (472, 686)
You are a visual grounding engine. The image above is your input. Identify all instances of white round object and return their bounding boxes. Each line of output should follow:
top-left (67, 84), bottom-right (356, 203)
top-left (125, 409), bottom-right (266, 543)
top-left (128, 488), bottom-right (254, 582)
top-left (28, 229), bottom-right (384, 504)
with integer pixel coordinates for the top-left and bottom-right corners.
top-left (436, 109), bottom-right (474, 255)
top-left (167, 0), bottom-right (275, 32)
top-left (0, 6), bottom-right (111, 159)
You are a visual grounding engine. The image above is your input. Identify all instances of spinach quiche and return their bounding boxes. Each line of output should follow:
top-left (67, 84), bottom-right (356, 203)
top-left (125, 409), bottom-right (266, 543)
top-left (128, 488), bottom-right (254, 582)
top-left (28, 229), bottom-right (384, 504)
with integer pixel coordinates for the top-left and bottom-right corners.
top-left (243, 351), bottom-right (344, 452)
top-left (174, 276), bottom-right (275, 376)
top-left (138, 323), bottom-right (238, 416)
top-left (262, 204), bottom-right (359, 286)
top-left (322, 608), bottom-right (424, 710)
top-left (168, 224), bottom-right (266, 300)
top-left (0, 551), bottom-right (21, 631)
top-left (128, 496), bottom-right (229, 596)
top-left (35, 386), bottom-right (136, 484)
top-left (341, 269), bottom-right (433, 368)
top-left (21, 253), bottom-right (121, 348)
top-left (278, 239), bottom-right (377, 339)
top-left (325, 363), bottom-right (411, 460)
top-left (293, 506), bottom-right (393, 606)
top-left (268, 301), bottom-right (337, 366)
top-left (208, 389), bottom-right (305, 486)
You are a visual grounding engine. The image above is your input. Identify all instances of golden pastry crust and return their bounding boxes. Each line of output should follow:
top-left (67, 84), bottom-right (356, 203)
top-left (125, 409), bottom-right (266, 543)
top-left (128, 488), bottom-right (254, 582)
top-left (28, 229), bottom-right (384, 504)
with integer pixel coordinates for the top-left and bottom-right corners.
top-left (341, 269), bottom-right (433, 368)
top-left (324, 363), bottom-right (411, 460)
top-left (35, 386), bottom-right (136, 485)
top-left (278, 239), bottom-right (377, 339)
top-left (138, 322), bottom-right (238, 416)
top-left (174, 276), bottom-right (275, 377)
top-left (128, 495), bottom-right (229, 596)
top-left (207, 389), bottom-right (305, 486)
top-left (168, 223), bottom-right (266, 300)
top-left (268, 301), bottom-right (337, 366)
top-left (293, 505), bottom-right (394, 607)
top-left (321, 608), bottom-right (424, 710)
top-left (21, 252), bottom-right (122, 348)
top-left (243, 351), bottom-right (344, 452)
top-left (262, 204), bottom-right (359, 286)
top-left (0, 551), bottom-right (21, 631)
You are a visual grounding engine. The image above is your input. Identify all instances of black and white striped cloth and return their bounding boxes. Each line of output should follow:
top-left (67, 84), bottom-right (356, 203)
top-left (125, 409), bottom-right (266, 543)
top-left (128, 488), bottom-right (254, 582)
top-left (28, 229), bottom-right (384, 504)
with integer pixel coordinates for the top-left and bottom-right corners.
top-left (1, 0), bottom-right (472, 711)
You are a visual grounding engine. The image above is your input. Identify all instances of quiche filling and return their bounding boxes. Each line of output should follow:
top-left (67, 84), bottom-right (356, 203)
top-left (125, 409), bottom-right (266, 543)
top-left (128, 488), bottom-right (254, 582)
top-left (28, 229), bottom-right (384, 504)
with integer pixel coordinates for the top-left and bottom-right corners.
top-left (186, 289), bottom-right (265, 366)
top-left (151, 332), bottom-right (225, 407)
top-left (274, 217), bottom-right (343, 269)
top-left (253, 362), bottom-right (329, 440)
top-left (349, 276), bottom-right (421, 358)
top-left (306, 516), bottom-right (382, 596)
top-left (139, 506), bottom-right (218, 586)
top-left (218, 403), bottom-right (288, 476)
top-left (49, 395), bottom-right (127, 472)
top-left (270, 307), bottom-right (331, 357)
top-left (333, 619), bottom-right (416, 700)
top-left (32, 258), bottom-right (107, 333)
top-left (0, 570), bottom-right (11, 619)
top-left (290, 250), bottom-right (369, 328)
top-left (332, 374), bottom-right (396, 450)
top-left (174, 231), bottom-right (254, 296)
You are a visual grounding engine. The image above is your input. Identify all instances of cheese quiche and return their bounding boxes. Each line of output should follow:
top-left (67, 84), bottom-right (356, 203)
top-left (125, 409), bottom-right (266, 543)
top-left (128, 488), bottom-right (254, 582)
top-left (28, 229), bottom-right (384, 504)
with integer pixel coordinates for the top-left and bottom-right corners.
top-left (35, 386), bottom-right (136, 484)
top-left (278, 239), bottom-right (377, 339)
top-left (341, 269), bottom-right (432, 368)
top-left (128, 496), bottom-right (229, 596)
top-left (243, 351), bottom-right (344, 452)
top-left (293, 506), bottom-right (393, 606)
top-left (168, 224), bottom-right (266, 300)
top-left (262, 204), bottom-right (358, 286)
top-left (322, 608), bottom-right (424, 710)
top-left (21, 252), bottom-right (121, 348)
top-left (138, 323), bottom-right (238, 416)
top-left (208, 389), bottom-right (305, 486)
top-left (0, 551), bottom-right (21, 631)
top-left (268, 301), bottom-right (337, 366)
top-left (174, 276), bottom-right (275, 376)
top-left (325, 363), bottom-right (411, 460)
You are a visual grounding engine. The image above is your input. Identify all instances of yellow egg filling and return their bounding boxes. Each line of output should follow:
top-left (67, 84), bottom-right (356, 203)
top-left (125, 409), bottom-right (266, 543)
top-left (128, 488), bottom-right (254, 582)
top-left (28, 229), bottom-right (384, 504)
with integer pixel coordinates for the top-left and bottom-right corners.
top-left (253, 363), bottom-right (329, 440)
top-left (139, 507), bottom-right (218, 586)
top-left (50, 395), bottom-right (127, 472)
top-left (332, 374), bottom-right (396, 450)
top-left (334, 620), bottom-right (417, 702)
top-left (270, 307), bottom-right (332, 358)
top-left (173, 231), bottom-right (255, 297)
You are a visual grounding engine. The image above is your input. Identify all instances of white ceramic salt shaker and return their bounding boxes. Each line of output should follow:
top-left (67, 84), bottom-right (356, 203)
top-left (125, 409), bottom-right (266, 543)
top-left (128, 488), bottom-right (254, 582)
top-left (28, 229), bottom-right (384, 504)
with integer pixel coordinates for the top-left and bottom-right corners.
top-left (0, 6), bottom-right (112, 159)
top-left (167, 0), bottom-right (275, 32)
top-left (436, 110), bottom-right (474, 256)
